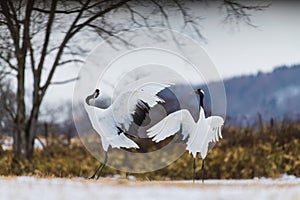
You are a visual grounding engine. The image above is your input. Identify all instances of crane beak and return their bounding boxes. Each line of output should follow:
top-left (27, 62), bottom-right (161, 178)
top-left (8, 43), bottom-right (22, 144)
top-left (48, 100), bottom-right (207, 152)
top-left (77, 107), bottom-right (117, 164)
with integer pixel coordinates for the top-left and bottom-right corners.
top-left (190, 90), bottom-right (199, 95)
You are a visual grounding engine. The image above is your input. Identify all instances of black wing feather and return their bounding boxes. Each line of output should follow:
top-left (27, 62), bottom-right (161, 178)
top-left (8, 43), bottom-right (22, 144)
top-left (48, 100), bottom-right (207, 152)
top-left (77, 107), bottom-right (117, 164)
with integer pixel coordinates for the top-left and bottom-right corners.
top-left (133, 100), bottom-right (150, 126)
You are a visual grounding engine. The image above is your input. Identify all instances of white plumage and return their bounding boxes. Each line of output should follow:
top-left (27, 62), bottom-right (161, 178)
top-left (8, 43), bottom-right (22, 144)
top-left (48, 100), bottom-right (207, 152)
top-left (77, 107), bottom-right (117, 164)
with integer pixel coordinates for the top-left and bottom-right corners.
top-left (85, 82), bottom-right (170, 151)
top-left (147, 89), bottom-right (224, 182)
top-left (84, 81), bottom-right (171, 179)
top-left (147, 108), bottom-right (224, 158)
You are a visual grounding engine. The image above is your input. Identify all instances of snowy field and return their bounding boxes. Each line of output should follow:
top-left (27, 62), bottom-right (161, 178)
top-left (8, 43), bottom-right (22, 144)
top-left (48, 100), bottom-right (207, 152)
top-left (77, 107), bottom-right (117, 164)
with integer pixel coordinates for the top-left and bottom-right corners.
top-left (1, 176), bottom-right (300, 200)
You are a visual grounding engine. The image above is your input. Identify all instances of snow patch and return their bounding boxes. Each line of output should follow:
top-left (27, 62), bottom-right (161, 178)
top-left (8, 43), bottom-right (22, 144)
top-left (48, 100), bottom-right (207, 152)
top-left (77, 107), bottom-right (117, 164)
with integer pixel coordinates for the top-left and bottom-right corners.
top-left (0, 177), bottom-right (300, 200)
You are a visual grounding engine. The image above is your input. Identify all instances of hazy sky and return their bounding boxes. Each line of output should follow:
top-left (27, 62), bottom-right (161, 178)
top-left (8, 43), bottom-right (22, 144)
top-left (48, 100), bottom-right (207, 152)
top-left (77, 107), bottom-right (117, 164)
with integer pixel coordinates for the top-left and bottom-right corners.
top-left (45, 1), bottom-right (300, 104)
top-left (198, 1), bottom-right (300, 79)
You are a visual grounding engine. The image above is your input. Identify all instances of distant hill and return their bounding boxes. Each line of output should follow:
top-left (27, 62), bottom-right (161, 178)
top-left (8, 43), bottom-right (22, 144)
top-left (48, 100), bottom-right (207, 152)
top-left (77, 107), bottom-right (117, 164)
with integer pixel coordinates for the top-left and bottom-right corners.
top-left (155, 64), bottom-right (300, 126)
top-left (73, 64), bottom-right (300, 136)
top-left (212, 64), bottom-right (300, 122)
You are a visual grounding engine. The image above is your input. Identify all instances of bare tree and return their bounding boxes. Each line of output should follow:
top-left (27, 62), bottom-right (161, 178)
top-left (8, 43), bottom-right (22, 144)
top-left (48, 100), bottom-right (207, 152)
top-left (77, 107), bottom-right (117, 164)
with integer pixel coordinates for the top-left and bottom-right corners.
top-left (0, 0), bottom-right (268, 161)
top-left (0, 79), bottom-right (16, 137)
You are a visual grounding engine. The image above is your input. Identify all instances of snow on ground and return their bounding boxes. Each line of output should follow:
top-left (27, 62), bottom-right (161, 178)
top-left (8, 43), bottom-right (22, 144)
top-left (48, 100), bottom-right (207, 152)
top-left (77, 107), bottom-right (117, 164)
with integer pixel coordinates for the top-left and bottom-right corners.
top-left (0, 176), bottom-right (299, 200)
top-left (0, 137), bottom-right (47, 150)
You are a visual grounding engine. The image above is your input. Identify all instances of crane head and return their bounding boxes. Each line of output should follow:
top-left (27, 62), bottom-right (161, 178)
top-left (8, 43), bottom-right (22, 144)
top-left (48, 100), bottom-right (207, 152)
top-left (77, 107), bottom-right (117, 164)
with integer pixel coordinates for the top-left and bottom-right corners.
top-left (94, 89), bottom-right (100, 99)
top-left (194, 88), bottom-right (204, 96)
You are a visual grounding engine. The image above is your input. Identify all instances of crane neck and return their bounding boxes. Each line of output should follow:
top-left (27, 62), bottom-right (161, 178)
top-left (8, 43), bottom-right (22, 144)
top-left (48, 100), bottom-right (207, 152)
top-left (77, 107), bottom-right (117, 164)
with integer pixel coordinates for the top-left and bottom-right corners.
top-left (198, 94), bottom-right (204, 112)
top-left (85, 94), bottom-right (94, 106)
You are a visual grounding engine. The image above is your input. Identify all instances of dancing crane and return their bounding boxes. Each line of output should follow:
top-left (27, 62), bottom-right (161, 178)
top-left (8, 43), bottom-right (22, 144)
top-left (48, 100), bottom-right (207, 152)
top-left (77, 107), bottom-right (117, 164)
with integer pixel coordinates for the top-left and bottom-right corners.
top-left (147, 89), bottom-right (224, 182)
top-left (85, 82), bottom-right (171, 179)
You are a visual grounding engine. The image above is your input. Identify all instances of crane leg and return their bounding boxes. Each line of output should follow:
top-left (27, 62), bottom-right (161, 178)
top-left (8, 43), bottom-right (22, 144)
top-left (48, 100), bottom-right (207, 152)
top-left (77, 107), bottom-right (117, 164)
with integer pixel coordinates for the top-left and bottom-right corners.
top-left (89, 151), bottom-right (108, 180)
top-left (201, 159), bottom-right (205, 183)
top-left (193, 157), bottom-right (196, 183)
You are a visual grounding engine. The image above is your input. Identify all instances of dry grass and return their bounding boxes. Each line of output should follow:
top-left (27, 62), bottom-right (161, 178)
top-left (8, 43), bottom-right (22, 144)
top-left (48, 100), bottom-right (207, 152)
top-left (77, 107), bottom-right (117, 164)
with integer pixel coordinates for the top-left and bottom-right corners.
top-left (1, 121), bottom-right (300, 180)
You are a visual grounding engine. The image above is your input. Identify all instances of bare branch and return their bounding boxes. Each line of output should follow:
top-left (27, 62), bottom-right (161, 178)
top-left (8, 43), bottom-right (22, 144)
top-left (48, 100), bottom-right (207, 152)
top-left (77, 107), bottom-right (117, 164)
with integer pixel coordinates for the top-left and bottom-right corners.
top-left (39, 0), bottom-right (92, 95)
top-left (150, 0), bottom-right (170, 28)
top-left (32, 7), bottom-right (81, 14)
top-left (0, 53), bottom-right (17, 71)
top-left (57, 59), bottom-right (84, 66)
top-left (221, 0), bottom-right (270, 27)
top-left (0, 69), bottom-right (15, 81)
top-left (51, 77), bottom-right (79, 85)
top-left (46, 46), bottom-right (61, 54)
top-left (36, 0), bottom-right (58, 73)
top-left (124, 3), bottom-right (151, 28)
top-left (32, 1), bottom-right (106, 14)
top-left (0, 19), bottom-right (8, 25)
top-left (7, 1), bottom-right (20, 29)
top-left (71, 0), bottom-right (131, 35)
top-left (40, 0), bottom-right (132, 98)
top-left (0, 1), bottom-right (21, 57)
top-left (3, 102), bottom-right (16, 121)
top-left (172, 0), bottom-right (205, 40)
top-left (172, 0), bottom-right (189, 28)
top-left (22, 0), bottom-right (34, 54)
top-left (87, 24), bottom-right (135, 48)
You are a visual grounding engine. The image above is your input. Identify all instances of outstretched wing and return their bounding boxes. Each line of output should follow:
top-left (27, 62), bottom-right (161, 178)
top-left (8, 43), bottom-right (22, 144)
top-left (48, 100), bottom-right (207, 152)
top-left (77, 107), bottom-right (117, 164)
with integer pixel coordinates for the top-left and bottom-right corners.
top-left (206, 116), bottom-right (224, 142)
top-left (132, 100), bottom-right (150, 126)
top-left (205, 116), bottom-right (224, 153)
top-left (84, 105), bottom-right (139, 151)
top-left (111, 82), bottom-right (172, 130)
top-left (147, 109), bottom-right (196, 142)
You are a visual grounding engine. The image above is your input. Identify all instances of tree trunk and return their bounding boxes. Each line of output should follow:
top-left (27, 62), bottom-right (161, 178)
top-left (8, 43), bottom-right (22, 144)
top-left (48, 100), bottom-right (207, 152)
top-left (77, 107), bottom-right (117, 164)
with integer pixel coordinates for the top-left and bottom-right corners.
top-left (13, 106), bottom-right (40, 160)
top-left (25, 120), bottom-right (37, 160)
top-left (26, 105), bottom-right (40, 159)
top-left (13, 59), bottom-right (27, 160)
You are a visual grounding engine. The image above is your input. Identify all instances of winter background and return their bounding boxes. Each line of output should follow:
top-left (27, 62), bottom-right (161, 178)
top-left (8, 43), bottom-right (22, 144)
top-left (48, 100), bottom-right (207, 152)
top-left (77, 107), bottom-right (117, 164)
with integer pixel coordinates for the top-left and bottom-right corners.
top-left (1, 0), bottom-right (300, 199)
